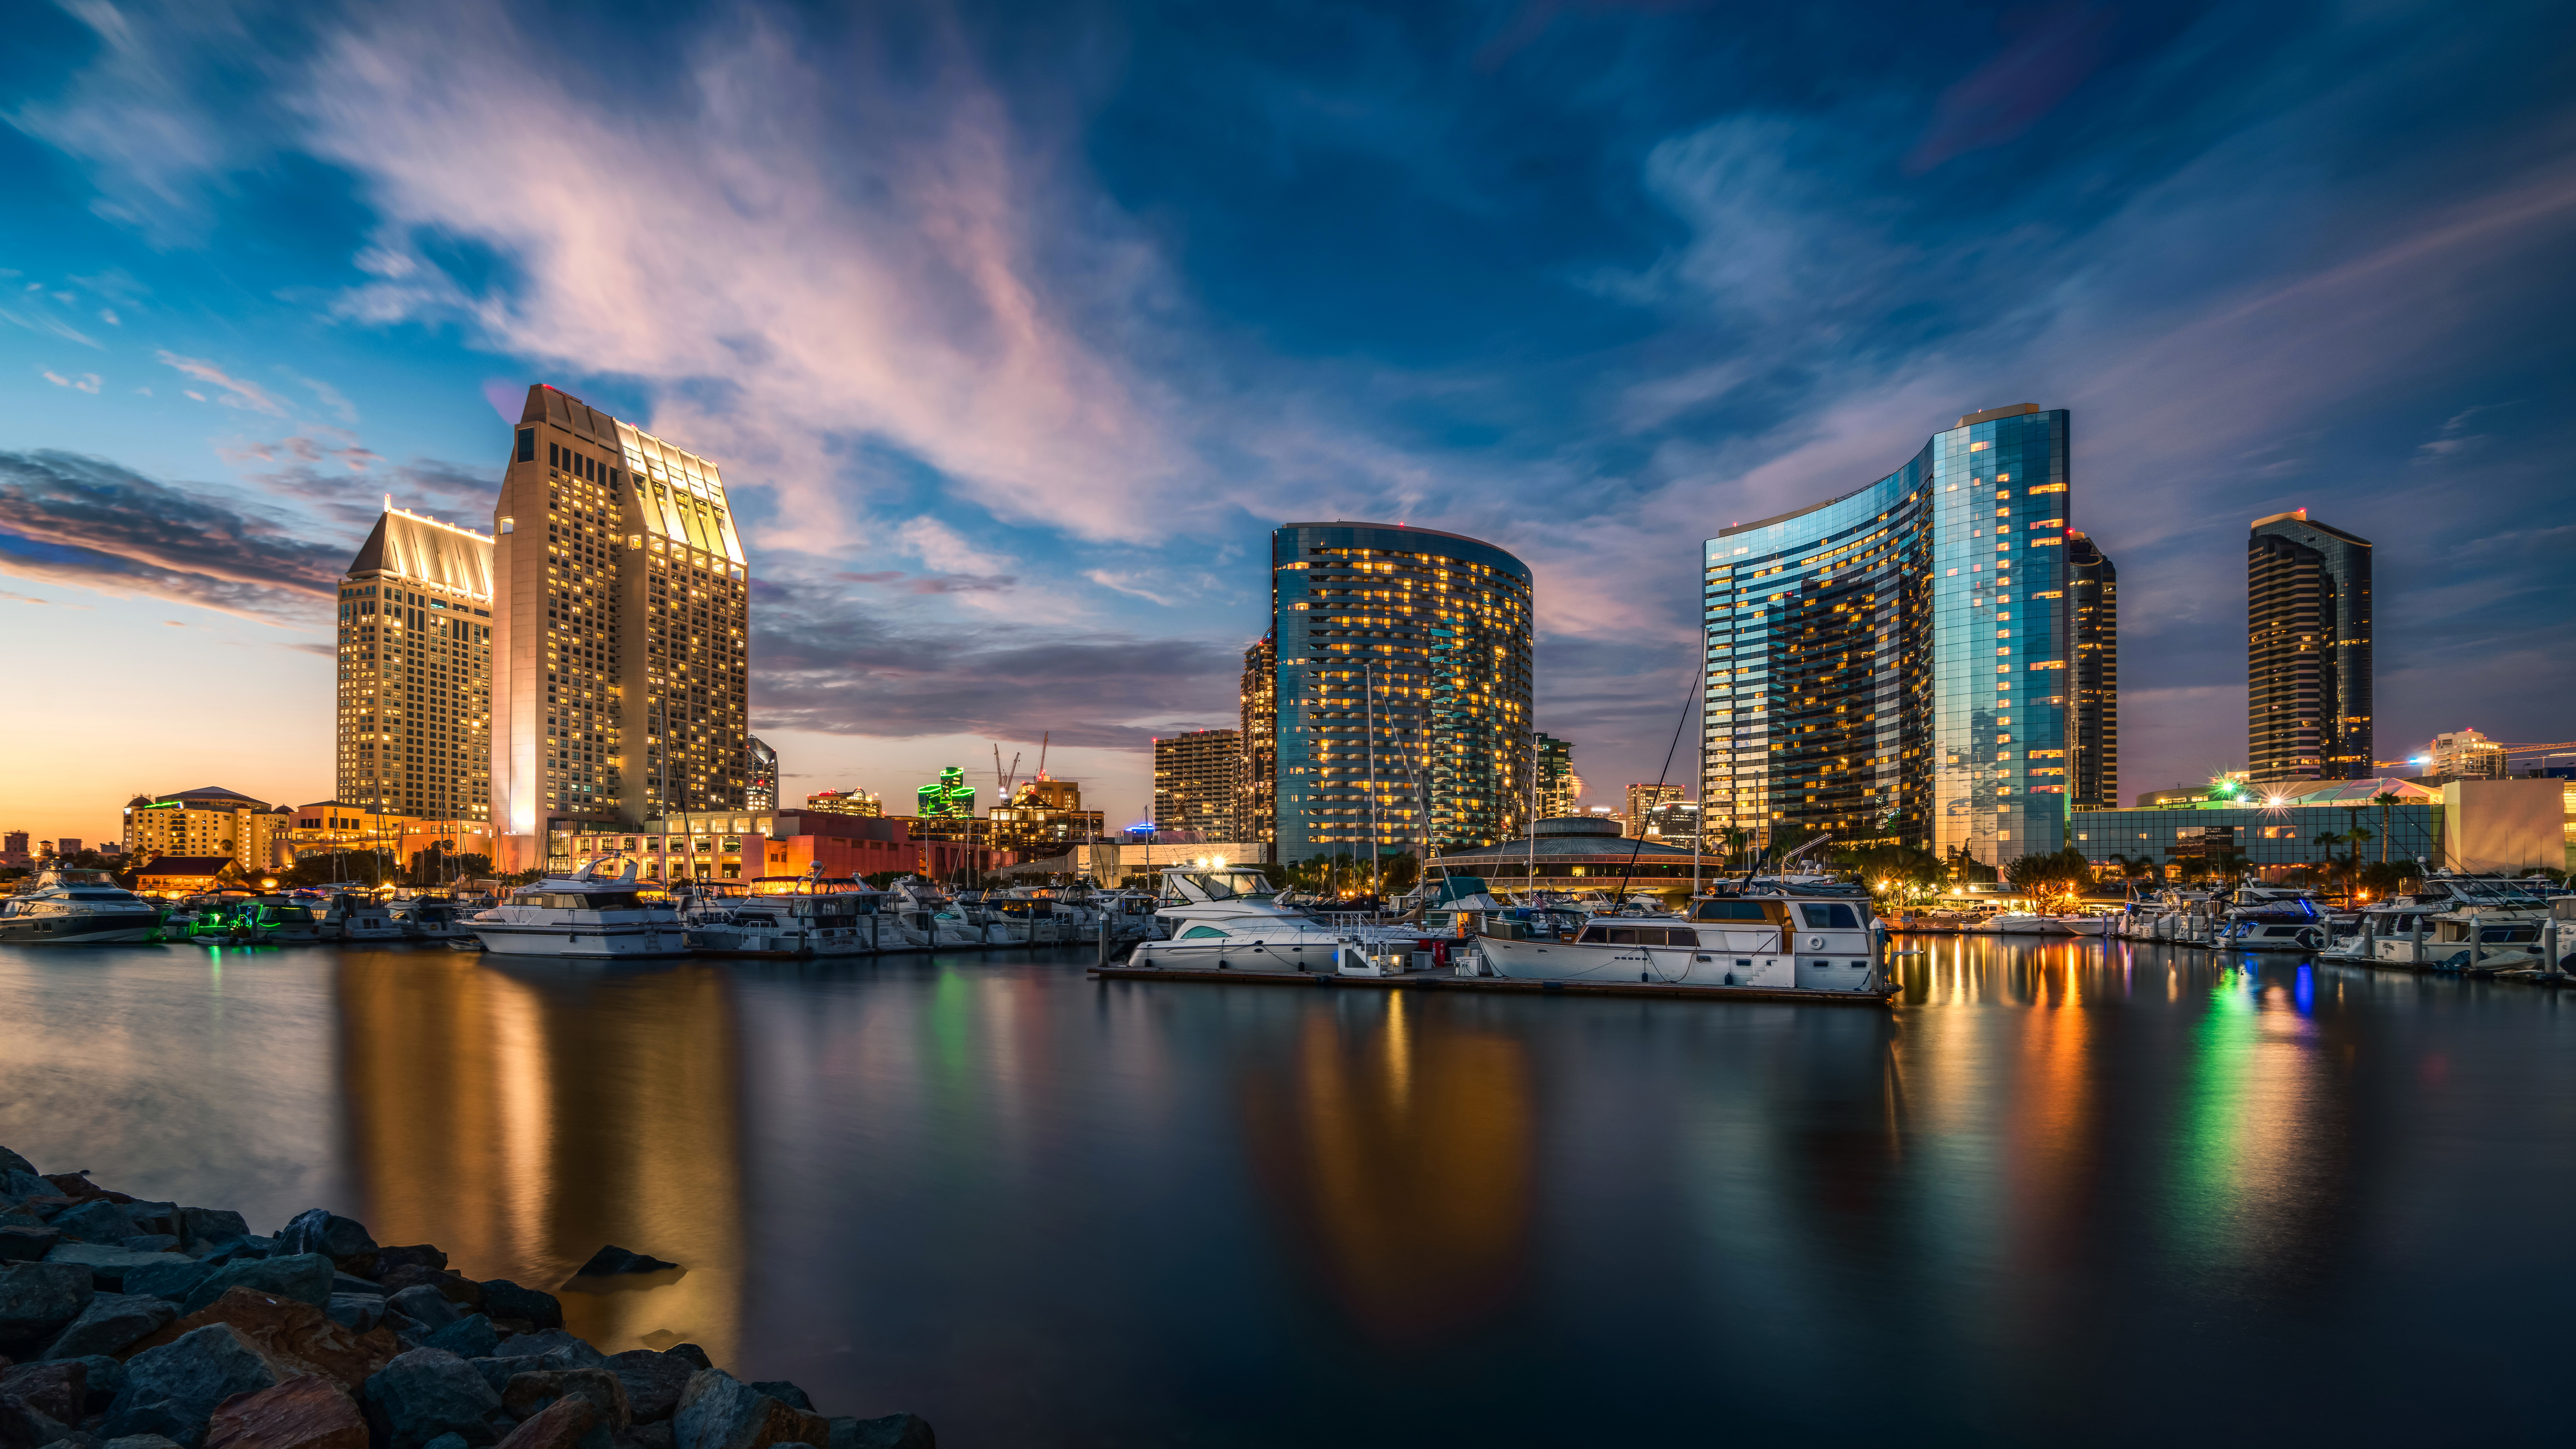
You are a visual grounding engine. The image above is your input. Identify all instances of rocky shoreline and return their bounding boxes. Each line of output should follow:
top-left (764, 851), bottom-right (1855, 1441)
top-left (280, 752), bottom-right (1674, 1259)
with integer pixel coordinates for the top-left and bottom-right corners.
top-left (0, 1147), bottom-right (931, 1449)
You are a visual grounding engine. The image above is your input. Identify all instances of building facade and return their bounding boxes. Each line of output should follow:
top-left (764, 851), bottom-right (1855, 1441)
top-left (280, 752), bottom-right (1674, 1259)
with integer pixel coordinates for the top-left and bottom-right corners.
top-left (121, 787), bottom-right (291, 872)
top-left (2428, 729), bottom-right (2505, 780)
top-left (1236, 634), bottom-right (1277, 844)
top-left (1624, 783), bottom-right (1683, 839)
top-left (1267, 523), bottom-right (1534, 866)
top-left (989, 779), bottom-right (1104, 854)
top-left (916, 766), bottom-right (975, 821)
top-left (1705, 404), bottom-right (2086, 865)
top-left (493, 384), bottom-right (754, 874)
top-left (1534, 733), bottom-right (1575, 819)
top-left (803, 788), bottom-right (883, 816)
top-left (1154, 729), bottom-right (1240, 838)
top-left (745, 737), bottom-right (778, 811)
top-left (2248, 509), bottom-right (2372, 784)
top-left (2066, 530), bottom-right (2117, 811)
top-left (338, 506), bottom-right (495, 823)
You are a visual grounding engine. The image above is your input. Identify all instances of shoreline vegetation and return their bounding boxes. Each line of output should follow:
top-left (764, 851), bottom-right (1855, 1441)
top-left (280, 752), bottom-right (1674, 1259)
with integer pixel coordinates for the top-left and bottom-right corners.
top-left (0, 1146), bottom-right (932, 1449)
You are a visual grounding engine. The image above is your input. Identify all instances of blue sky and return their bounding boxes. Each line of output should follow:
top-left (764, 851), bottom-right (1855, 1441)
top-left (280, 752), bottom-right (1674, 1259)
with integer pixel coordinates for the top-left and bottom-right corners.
top-left (3, 0), bottom-right (2572, 841)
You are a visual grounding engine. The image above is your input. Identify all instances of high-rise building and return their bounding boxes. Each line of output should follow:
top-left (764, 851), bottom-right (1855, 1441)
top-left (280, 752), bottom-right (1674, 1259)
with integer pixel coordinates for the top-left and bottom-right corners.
top-left (1705, 404), bottom-right (2079, 864)
top-left (338, 504), bottom-right (495, 822)
top-left (2248, 509), bottom-right (2372, 784)
top-left (491, 385), bottom-right (753, 873)
top-left (916, 767), bottom-right (975, 823)
top-left (1534, 733), bottom-right (1575, 818)
top-left (121, 787), bottom-right (291, 872)
top-left (2066, 531), bottom-right (2118, 811)
top-left (1155, 729), bottom-right (1240, 838)
top-left (2428, 729), bottom-right (2505, 780)
top-left (804, 788), bottom-right (883, 817)
top-left (745, 737), bottom-right (778, 811)
top-left (989, 778), bottom-right (1104, 854)
top-left (1624, 782), bottom-right (1684, 839)
top-left (1236, 634), bottom-right (1277, 844)
top-left (1267, 523), bottom-right (1534, 865)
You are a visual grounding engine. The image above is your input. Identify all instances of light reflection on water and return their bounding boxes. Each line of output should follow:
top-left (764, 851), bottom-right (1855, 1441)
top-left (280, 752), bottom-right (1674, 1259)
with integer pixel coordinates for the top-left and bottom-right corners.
top-left (4, 939), bottom-right (2574, 1446)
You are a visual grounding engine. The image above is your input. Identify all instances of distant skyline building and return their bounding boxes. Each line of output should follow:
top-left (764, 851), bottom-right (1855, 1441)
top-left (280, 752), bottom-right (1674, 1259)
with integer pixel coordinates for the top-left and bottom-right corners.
top-left (1534, 732), bottom-right (1575, 818)
top-left (803, 788), bottom-right (883, 817)
top-left (1705, 404), bottom-right (2085, 863)
top-left (1154, 729), bottom-right (1240, 838)
top-left (745, 737), bottom-right (778, 811)
top-left (1236, 634), bottom-right (1277, 845)
top-left (337, 503), bottom-right (494, 823)
top-left (2248, 509), bottom-right (2372, 784)
top-left (490, 384), bottom-right (753, 875)
top-left (2428, 728), bottom-right (2506, 780)
top-left (1266, 523), bottom-right (1533, 864)
top-left (989, 777), bottom-right (1103, 854)
top-left (916, 766), bottom-right (976, 820)
top-left (2066, 531), bottom-right (2118, 810)
top-left (1624, 782), bottom-right (1684, 839)
top-left (120, 787), bottom-right (290, 872)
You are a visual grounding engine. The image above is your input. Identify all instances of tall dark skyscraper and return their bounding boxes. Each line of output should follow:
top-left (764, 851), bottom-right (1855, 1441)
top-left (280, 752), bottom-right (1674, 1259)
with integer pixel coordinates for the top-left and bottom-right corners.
top-left (1266, 523), bottom-right (1533, 864)
top-left (2248, 509), bottom-right (2372, 784)
top-left (2066, 531), bottom-right (2117, 811)
top-left (1237, 633), bottom-right (1276, 845)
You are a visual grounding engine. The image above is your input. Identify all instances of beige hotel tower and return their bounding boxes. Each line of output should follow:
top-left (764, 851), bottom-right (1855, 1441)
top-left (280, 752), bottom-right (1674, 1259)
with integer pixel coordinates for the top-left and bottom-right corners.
top-left (490, 385), bottom-right (752, 873)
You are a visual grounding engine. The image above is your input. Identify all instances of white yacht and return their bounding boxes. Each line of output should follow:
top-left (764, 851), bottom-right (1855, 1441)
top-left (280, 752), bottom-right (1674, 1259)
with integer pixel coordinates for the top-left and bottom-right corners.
top-left (465, 857), bottom-right (686, 959)
top-left (1470, 887), bottom-right (1888, 995)
top-left (885, 878), bottom-right (987, 949)
top-left (0, 867), bottom-right (163, 945)
top-left (682, 874), bottom-right (888, 957)
top-left (1125, 866), bottom-right (1438, 973)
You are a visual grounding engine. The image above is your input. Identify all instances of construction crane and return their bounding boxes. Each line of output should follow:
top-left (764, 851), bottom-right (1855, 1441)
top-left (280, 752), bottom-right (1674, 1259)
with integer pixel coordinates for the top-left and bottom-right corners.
top-left (1033, 732), bottom-right (1051, 781)
top-left (992, 744), bottom-right (1021, 798)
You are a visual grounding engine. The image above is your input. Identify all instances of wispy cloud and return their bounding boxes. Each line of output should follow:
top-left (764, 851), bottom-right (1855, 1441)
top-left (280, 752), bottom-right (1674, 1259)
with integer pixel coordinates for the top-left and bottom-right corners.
top-left (41, 370), bottom-right (101, 393)
top-left (157, 351), bottom-right (289, 415)
top-left (0, 449), bottom-right (344, 622)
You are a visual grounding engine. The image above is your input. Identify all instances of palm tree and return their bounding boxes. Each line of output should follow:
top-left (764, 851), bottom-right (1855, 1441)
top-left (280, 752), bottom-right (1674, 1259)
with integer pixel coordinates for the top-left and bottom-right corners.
top-left (2373, 791), bottom-right (2401, 862)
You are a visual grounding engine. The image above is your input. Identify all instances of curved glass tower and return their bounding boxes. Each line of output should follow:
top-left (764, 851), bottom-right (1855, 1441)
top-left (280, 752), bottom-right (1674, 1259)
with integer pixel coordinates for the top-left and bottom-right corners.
top-left (1703, 405), bottom-right (2099, 867)
top-left (1268, 523), bottom-right (1534, 867)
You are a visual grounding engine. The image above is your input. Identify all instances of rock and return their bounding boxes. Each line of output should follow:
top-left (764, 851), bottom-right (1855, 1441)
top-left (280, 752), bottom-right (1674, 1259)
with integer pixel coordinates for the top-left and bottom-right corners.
top-left (0, 1151), bottom-right (33, 1180)
top-left (120, 1266), bottom-right (213, 1310)
top-left (469, 1288), bottom-right (556, 1335)
top-left (117, 1241), bottom-right (180, 1259)
top-left (382, 1292), bottom-right (455, 1334)
top-left (371, 1251), bottom-right (445, 1278)
top-left (52, 1204), bottom-right (143, 1246)
top-left (37, 1179), bottom-right (112, 1205)
top-left (124, 1206), bottom-right (180, 1240)
top-left (41, 1295), bottom-right (175, 1361)
top-left (0, 1390), bottom-right (72, 1449)
top-left (0, 1264), bottom-right (94, 1352)
top-left (0, 1233), bottom-right (60, 1266)
top-left (92, 1403), bottom-right (197, 1448)
top-left (2, 1361), bottom-right (88, 1424)
top-left (652, 1350), bottom-right (707, 1376)
top-left (824, 1416), bottom-right (932, 1449)
top-left (566, 1252), bottom-right (674, 1282)
top-left (358, 1350), bottom-right (502, 1449)
top-left (320, 1300), bottom-right (380, 1336)
top-left (267, 1221), bottom-right (372, 1281)
top-left (4, 1171), bottom-right (52, 1201)
top-left (418, 1321), bottom-right (493, 1364)
top-left (487, 1336), bottom-right (596, 1368)
top-left (741, 1388), bottom-right (806, 1416)
top-left (73, 1355), bottom-right (126, 1412)
top-left (500, 1371), bottom-right (627, 1429)
top-left (106, 1324), bottom-right (281, 1448)
top-left (418, 1435), bottom-right (466, 1449)
top-left (490, 1395), bottom-right (599, 1449)
top-left (118, 1290), bottom-right (398, 1398)
top-left (201, 1374), bottom-right (367, 1449)
top-left (373, 1274), bottom-right (476, 1311)
top-left (187, 1246), bottom-right (269, 1274)
top-left (177, 1261), bottom-right (332, 1318)
top-left (595, 1356), bottom-right (692, 1426)
top-left (105, 1435), bottom-right (186, 1449)
top-left (170, 1220), bottom-right (244, 1259)
top-left (609, 1423), bottom-right (672, 1449)
top-left (670, 1373), bottom-right (828, 1449)
top-left (41, 1250), bottom-right (196, 1295)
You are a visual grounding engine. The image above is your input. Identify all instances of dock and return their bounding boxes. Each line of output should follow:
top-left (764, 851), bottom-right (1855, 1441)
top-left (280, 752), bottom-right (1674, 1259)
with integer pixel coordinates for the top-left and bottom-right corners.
top-left (1087, 964), bottom-right (1896, 1006)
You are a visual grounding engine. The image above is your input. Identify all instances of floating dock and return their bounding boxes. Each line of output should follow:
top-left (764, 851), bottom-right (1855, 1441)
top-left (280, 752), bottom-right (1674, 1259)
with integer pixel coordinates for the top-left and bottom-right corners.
top-left (1087, 964), bottom-right (1895, 1006)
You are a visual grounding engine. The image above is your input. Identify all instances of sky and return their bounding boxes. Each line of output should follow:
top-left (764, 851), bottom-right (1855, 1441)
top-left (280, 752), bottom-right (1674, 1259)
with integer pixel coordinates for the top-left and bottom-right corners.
top-left (3, 0), bottom-right (2573, 845)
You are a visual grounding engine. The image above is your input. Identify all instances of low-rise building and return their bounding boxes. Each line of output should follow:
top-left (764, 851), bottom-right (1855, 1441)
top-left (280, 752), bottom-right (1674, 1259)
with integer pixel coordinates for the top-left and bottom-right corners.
top-left (134, 856), bottom-right (255, 897)
top-left (2066, 776), bottom-right (2572, 877)
top-left (122, 788), bottom-right (292, 872)
top-left (549, 808), bottom-right (1017, 883)
top-left (803, 789), bottom-right (883, 817)
top-left (989, 778), bottom-right (1104, 855)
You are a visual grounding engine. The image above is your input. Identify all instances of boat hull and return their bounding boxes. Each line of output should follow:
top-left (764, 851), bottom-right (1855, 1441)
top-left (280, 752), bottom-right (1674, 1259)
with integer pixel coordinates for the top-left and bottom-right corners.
top-left (1473, 932), bottom-right (1880, 994)
top-left (0, 912), bottom-right (162, 945)
top-left (467, 922), bottom-right (691, 959)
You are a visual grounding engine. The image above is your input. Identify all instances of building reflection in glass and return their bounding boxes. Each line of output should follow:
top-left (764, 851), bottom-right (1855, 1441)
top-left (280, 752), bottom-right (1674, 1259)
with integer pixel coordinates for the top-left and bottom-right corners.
top-left (332, 955), bottom-right (745, 1362)
top-left (1239, 994), bottom-right (1534, 1346)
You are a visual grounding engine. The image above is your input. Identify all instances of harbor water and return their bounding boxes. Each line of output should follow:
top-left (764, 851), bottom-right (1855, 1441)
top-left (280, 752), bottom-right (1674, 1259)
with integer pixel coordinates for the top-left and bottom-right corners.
top-left (4, 937), bottom-right (2572, 1445)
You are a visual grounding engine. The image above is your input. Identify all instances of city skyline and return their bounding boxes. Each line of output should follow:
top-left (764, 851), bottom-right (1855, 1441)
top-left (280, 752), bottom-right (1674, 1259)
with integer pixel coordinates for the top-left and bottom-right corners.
top-left (6, 1), bottom-right (2575, 840)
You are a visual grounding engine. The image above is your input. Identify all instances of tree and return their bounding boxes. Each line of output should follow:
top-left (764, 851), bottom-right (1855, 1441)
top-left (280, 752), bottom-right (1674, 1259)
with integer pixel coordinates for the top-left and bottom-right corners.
top-left (2003, 847), bottom-right (2093, 908)
top-left (1843, 842), bottom-right (1946, 906)
top-left (2372, 791), bottom-right (2401, 862)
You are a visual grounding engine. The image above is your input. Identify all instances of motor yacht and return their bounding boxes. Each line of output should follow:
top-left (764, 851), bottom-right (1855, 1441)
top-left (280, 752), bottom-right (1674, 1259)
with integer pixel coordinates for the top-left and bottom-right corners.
top-left (389, 895), bottom-right (475, 942)
top-left (1126, 866), bottom-right (1444, 973)
top-left (320, 892), bottom-right (413, 943)
top-left (682, 872), bottom-right (889, 957)
top-left (1470, 884), bottom-right (1887, 995)
top-left (464, 856), bottom-right (687, 959)
top-left (0, 867), bottom-right (163, 945)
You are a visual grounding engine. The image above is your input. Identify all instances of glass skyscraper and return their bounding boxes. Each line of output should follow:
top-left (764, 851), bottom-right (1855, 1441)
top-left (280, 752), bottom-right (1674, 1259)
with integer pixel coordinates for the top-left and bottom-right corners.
top-left (2248, 509), bottom-right (2372, 784)
top-left (1267, 523), bottom-right (1533, 866)
top-left (1704, 405), bottom-right (2106, 867)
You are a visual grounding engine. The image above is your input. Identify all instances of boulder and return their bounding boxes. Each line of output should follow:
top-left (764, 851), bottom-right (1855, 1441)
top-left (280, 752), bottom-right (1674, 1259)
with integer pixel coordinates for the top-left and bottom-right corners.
top-left (419, 1435), bottom-right (468, 1449)
top-left (42, 1295), bottom-right (176, 1360)
top-left (491, 1395), bottom-right (601, 1449)
top-left (201, 1374), bottom-right (367, 1449)
top-left (108, 1436), bottom-right (190, 1449)
top-left (43, 1248), bottom-right (198, 1294)
top-left (487, 1336), bottom-right (596, 1370)
top-left (179, 1261), bottom-right (333, 1318)
top-left (3, 1171), bottom-right (51, 1200)
top-left (172, 1218), bottom-right (246, 1257)
top-left (94, 1404), bottom-right (200, 1447)
top-left (75, 1353), bottom-right (128, 1412)
top-left (0, 1232), bottom-right (59, 1266)
top-left (38, 1177), bottom-right (114, 1204)
top-left (383, 1291), bottom-right (458, 1334)
top-left (371, 1250), bottom-right (446, 1278)
top-left (0, 1263), bottom-right (94, 1352)
top-left (268, 1220), bottom-right (373, 1280)
top-left (358, 1350), bottom-right (502, 1449)
top-left (0, 1149), bottom-right (33, 1179)
top-left (105, 1324), bottom-right (282, 1448)
top-left (321, 1300), bottom-right (381, 1336)
top-left (655, 1350), bottom-right (709, 1375)
top-left (825, 1416), bottom-right (932, 1449)
top-left (0, 1388), bottom-right (72, 1449)
top-left (120, 1240), bottom-right (183, 1258)
top-left (609, 1424), bottom-right (673, 1449)
top-left (567, 1252), bottom-right (675, 1281)
top-left (499, 1371), bottom-right (627, 1428)
top-left (118, 1290), bottom-right (399, 1397)
top-left (122, 1265), bottom-right (215, 1309)
top-left (125, 1205), bottom-right (181, 1240)
top-left (742, 1388), bottom-right (807, 1415)
top-left (191, 1244), bottom-right (272, 1272)
top-left (470, 1287), bottom-right (557, 1334)
top-left (1, 1360), bottom-right (88, 1423)
top-left (373, 1274), bottom-right (477, 1311)
top-left (418, 1320), bottom-right (494, 1364)
top-left (47, 1205), bottom-right (142, 1248)
top-left (670, 1373), bottom-right (828, 1449)
top-left (596, 1356), bottom-right (692, 1426)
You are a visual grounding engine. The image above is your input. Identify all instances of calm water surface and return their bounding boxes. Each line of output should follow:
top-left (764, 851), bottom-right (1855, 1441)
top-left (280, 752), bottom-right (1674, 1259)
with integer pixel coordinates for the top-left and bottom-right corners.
top-left (4, 940), bottom-right (2573, 1446)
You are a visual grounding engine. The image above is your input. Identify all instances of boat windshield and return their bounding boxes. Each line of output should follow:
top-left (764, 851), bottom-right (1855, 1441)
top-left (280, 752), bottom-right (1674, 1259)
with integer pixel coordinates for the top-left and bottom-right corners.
top-left (1180, 871), bottom-right (1273, 902)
